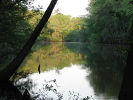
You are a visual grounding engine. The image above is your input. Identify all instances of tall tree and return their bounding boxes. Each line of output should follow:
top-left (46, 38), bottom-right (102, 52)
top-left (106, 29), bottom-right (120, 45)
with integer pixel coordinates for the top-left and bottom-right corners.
top-left (0, 0), bottom-right (58, 81)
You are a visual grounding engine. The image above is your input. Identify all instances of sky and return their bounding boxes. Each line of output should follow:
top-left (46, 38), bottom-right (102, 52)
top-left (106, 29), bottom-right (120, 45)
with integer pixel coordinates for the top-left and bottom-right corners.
top-left (33, 0), bottom-right (90, 17)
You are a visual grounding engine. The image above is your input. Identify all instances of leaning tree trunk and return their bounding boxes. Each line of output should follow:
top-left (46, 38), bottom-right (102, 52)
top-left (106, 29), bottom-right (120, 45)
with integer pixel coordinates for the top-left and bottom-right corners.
top-left (0, 0), bottom-right (58, 81)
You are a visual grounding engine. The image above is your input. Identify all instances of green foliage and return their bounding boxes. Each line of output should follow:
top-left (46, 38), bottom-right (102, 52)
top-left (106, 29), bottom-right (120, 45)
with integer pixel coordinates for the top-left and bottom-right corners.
top-left (0, 2), bottom-right (85, 70)
top-left (38, 13), bottom-right (86, 42)
top-left (24, 12), bottom-right (85, 42)
top-left (0, 0), bottom-right (34, 70)
top-left (64, 17), bottom-right (87, 42)
top-left (48, 14), bottom-right (71, 41)
top-left (64, 30), bottom-right (82, 42)
top-left (84, 0), bottom-right (133, 43)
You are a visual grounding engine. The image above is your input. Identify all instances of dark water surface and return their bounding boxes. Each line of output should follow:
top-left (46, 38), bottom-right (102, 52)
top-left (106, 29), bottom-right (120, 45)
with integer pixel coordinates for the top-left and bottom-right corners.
top-left (10, 42), bottom-right (127, 100)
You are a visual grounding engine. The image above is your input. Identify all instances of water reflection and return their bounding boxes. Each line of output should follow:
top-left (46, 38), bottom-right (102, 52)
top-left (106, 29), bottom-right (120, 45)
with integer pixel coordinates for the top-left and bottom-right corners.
top-left (14, 65), bottom-right (95, 99)
top-left (11, 42), bottom-right (127, 100)
top-left (13, 43), bottom-right (83, 75)
top-left (85, 44), bottom-right (127, 98)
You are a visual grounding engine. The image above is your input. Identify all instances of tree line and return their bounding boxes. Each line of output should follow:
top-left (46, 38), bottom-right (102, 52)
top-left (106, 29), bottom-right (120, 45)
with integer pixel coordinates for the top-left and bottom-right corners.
top-left (0, 0), bottom-right (133, 77)
top-left (84, 0), bottom-right (133, 44)
top-left (0, 5), bottom-right (85, 70)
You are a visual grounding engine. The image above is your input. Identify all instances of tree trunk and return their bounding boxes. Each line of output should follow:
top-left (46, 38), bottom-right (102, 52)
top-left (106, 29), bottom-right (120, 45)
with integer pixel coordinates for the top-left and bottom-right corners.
top-left (0, 0), bottom-right (2, 10)
top-left (0, 81), bottom-right (23, 99)
top-left (118, 44), bottom-right (133, 100)
top-left (119, 21), bottom-right (133, 100)
top-left (0, 0), bottom-right (58, 81)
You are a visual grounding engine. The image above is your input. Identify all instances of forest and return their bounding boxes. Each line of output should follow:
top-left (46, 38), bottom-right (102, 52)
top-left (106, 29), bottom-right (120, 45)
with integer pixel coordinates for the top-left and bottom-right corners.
top-left (0, 0), bottom-right (133, 99)
top-left (1, 0), bottom-right (133, 68)
top-left (0, 0), bottom-right (85, 70)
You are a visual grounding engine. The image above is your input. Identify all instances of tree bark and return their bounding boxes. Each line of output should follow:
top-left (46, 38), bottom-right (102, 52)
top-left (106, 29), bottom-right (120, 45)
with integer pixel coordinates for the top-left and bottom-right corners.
top-left (119, 21), bottom-right (133, 100)
top-left (0, 0), bottom-right (58, 81)
top-left (118, 44), bottom-right (133, 100)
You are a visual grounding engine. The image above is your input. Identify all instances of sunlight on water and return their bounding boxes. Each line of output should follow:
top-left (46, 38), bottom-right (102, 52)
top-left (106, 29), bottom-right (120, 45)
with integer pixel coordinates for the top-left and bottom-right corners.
top-left (14, 64), bottom-right (94, 99)
top-left (14, 64), bottom-right (117, 100)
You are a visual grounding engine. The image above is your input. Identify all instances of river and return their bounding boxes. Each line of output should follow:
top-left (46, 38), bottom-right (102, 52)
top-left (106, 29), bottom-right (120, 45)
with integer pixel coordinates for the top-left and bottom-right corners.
top-left (11, 42), bottom-right (127, 100)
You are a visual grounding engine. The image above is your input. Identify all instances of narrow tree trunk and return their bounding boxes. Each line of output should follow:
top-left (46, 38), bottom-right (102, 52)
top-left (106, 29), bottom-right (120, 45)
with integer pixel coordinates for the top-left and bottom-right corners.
top-left (118, 44), bottom-right (133, 100)
top-left (0, 0), bottom-right (58, 81)
top-left (119, 21), bottom-right (133, 100)
top-left (0, 0), bottom-right (2, 10)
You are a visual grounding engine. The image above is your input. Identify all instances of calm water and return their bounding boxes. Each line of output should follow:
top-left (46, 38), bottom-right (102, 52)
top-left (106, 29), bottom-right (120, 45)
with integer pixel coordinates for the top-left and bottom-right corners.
top-left (11, 42), bottom-right (127, 100)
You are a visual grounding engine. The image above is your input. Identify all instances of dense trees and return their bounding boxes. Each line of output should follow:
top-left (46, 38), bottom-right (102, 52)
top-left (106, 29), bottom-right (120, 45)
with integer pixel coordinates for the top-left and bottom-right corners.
top-left (19, 11), bottom-right (85, 42)
top-left (0, 0), bottom-right (33, 70)
top-left (0, 0), bottom-right (58, 81)
top-left (36, 0), bottom-right (133, 44)
top-left (41, 14), bottom-right (85, 42)
top-left (0, 0), bottom-right (84, 74)
top-left (84, 0), bottom-right (133, 44)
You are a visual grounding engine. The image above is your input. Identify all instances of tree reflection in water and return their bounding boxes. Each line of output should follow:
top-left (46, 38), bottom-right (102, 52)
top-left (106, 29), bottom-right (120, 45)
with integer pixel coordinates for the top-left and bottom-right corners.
top-left (65, 43), bottom-right (128, 99)
top-left (9, 42), bottom-right (128, 100)
top-left (85, 44), bottom-right (128, 97)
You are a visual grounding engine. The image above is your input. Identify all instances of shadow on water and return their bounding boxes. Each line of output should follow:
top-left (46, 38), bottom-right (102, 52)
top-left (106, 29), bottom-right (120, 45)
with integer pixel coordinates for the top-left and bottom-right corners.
top-left (65, 43), bottom-right (128, 98)
top-left (85, 45), bottom-right (127, 97)
top-left (0, 42), bottom-right (128, 100)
